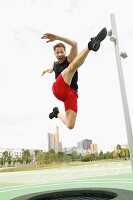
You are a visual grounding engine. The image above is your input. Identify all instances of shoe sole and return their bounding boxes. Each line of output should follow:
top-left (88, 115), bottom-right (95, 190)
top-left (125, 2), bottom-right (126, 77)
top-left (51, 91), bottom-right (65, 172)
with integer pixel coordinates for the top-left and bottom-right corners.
top-left (53, 107), bottom-right (59, 112)
top-left (92, 27), bottom-right (107, 51)
top-left (95, 27), bottom-right (107, 43)
top-left (49, 112), bottom-right (54, 119)
top-left (92, 41), bottom-right (100, 52)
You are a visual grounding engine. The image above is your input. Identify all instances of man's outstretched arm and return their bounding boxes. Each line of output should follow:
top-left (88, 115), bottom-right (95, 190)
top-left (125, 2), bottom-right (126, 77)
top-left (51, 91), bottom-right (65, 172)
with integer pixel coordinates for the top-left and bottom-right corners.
top-left (41, 66), bottom-right (53, 76)
top-left (41, 33), bottom-right (78, 63)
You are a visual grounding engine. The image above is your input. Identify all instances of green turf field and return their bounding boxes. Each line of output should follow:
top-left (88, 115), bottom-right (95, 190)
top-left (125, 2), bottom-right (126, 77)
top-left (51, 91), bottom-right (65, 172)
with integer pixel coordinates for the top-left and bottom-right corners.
top-left (0, 160), bottom-right (133, 200)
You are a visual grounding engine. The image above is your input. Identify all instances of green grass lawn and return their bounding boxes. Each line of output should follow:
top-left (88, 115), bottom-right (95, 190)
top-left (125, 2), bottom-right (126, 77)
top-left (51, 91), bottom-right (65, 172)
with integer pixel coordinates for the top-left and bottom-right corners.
top-left (0, 159), bottom-right (129, 173)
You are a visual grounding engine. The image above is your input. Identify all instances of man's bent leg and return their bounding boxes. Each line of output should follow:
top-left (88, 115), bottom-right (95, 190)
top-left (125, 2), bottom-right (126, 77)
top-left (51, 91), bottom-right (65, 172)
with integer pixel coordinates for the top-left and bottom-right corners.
top-left (56, 85), bottom-right (77, 129)
top-left (56, 110), bottom-right (76, 130)
top-left (62, 47), bottom-right (89, 85)
top-left (65, 109), bottom-right (77, 129)
top-left (57, 112), bottom-right (68, 126)
top-left (49, 107), bottom-right (72, 128)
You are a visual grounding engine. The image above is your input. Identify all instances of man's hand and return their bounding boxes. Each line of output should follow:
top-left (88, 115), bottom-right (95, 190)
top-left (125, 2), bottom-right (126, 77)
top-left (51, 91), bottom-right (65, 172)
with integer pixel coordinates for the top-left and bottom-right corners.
top-left (41, 67), bottom-right (53, 75)
top-left (41, 33), bottom-right (57, 43)
top-left (41, 70), bottom-right (46, 76)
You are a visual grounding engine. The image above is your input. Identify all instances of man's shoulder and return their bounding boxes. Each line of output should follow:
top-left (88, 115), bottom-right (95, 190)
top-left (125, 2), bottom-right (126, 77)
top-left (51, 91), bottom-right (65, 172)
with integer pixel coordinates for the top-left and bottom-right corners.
top-left (65, 57), bottom-right (70, 64)
top-left (53, 60), bottom-right (58, 65)
top-left (53, 61), bottom-right (59, 72)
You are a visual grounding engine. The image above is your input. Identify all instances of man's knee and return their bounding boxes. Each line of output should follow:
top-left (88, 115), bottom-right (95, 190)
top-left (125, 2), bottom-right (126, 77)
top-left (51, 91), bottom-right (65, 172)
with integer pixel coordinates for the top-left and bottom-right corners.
top-left (66, 121), bottom-right (75, 129)
top-left (66, 109), bottom-right (76, 129)
top-left (67, 123), bottom-right (74, 130)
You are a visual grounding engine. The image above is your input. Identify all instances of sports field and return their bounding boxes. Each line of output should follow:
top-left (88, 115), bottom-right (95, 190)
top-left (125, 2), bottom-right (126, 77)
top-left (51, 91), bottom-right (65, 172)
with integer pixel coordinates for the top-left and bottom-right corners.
top-left (0, 160), bottom-right (133, 200)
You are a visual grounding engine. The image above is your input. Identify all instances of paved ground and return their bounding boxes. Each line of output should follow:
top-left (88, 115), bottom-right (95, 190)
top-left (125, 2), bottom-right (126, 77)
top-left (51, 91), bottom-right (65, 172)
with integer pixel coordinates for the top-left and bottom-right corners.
top-left (0, 160), bottom-right (133, 200)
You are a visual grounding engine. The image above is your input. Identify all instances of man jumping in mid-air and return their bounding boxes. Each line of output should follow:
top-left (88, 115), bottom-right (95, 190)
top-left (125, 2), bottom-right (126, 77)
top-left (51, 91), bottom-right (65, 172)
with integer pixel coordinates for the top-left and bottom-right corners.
top-left (41, 27), bottom-right (107, 129)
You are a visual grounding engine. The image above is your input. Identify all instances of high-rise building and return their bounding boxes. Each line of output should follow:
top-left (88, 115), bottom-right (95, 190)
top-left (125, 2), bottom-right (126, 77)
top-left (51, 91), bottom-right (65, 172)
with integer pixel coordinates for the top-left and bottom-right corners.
top-left (77, 139), bottom-right (92, 150)
top-left (58, 142), bottom-right (62, 152)
top-left (54, 126), bottom-right (59, 153)
top-left (47, 126), bottom-right (62, 153)
top-left (77, 140), bottom-right (83, 149)
top-left (83, 139), bottom-right (92, 150)
top-left (90, 144), bottom-right (98, 154)
top-left (48, 132), bottom-right (55, 151)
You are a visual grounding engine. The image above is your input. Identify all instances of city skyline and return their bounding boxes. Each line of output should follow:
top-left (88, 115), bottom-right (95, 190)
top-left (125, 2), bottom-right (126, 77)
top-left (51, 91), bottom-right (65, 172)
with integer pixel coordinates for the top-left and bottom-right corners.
top-left (0, 122), bottom-right (128, 154)
top-left (48, 126), bottom-right (99, 153)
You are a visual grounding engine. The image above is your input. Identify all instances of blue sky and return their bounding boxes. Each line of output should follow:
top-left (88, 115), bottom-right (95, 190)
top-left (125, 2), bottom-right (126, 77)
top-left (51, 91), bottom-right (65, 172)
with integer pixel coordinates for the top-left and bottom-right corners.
top-left (0, 0), bottom-right (133, 152)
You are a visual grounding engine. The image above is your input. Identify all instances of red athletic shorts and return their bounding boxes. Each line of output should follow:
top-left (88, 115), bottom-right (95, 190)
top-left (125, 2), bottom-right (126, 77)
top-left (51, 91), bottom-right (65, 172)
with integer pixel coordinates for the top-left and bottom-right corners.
top-left (52, 74), bottom-right (78, 113)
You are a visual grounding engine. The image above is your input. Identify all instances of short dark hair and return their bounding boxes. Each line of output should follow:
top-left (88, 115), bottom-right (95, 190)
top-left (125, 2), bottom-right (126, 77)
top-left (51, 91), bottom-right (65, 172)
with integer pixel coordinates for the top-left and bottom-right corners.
top-left (53, 43), bottom-right (66, 51)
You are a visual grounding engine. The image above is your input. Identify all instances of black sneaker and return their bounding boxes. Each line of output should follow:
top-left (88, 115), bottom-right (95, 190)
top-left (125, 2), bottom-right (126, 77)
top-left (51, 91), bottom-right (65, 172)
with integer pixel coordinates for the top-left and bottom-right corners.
top-left (88, 27), bottom-right (107, 51)
top-left (49, 107), bottom-right (59, 119)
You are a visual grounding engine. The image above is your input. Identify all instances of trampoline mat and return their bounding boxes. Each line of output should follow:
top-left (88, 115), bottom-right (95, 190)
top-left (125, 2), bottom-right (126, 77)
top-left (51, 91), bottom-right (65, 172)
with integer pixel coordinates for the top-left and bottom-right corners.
top-left (38, 197), bottom-right (112, 200)
top-left (32, 192), bottom-right (115, 200)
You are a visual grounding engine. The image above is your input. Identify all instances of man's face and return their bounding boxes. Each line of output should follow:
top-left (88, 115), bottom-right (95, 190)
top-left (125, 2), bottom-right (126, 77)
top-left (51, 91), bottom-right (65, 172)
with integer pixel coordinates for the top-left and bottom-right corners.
top-left (54, 47), bottom-right (66, 63)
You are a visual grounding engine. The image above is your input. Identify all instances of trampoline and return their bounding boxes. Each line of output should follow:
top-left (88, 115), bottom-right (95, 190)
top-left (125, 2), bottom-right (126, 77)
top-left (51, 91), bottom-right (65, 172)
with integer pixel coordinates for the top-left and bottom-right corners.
top-left (11, 188), bottom-right (133, 200)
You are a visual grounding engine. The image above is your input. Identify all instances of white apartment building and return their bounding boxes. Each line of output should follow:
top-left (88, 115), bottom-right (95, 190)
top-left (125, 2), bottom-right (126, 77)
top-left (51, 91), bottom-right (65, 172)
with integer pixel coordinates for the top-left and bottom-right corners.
top-left (0, 148), bottom-right (23, 158)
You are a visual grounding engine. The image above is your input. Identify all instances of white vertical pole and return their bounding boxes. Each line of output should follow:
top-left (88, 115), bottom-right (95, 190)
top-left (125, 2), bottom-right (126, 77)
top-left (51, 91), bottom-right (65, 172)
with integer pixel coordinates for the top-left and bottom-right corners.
top-left (110, 13), bottom-right (133, 172)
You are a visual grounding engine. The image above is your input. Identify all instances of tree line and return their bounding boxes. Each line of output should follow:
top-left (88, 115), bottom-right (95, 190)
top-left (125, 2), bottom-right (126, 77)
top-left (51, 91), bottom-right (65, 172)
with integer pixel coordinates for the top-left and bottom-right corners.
top-left (0, 144), bottom-right (130, 167)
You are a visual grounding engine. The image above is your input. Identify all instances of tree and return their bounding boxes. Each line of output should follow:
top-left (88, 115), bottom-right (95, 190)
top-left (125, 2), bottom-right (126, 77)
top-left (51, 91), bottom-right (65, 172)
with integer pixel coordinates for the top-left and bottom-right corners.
top-left (116, 144), bottom-right (122, 151)
top-left (56, 152), bottom-right (64, 162)
top-left (49, 149), bottom-right (56, 163)
top-left (82, 153), bottom-right (92, 162)
top-left (119, 148), bottom-right (130, 159)
top-left (22, 150), bottom-right (31, 164)
top-left (98, 150), bottom-right (104, 159)
top-left (112, 150), bottom-right (118, 159)
top-left (7, 155), bottom-right (12, 165)
top-left (104, 151), bottom-right (113, 159)
top-left (36, 152), bottom-right (45, 165)
top-left (115, 144), bottom-right (122, 158)
top-left (2, 151), bottom-right (9, 165)
top-left (125, 148), bottom-right (130, 158)
top-left (71, 151), bottom-right (79, 161)
top-left (13, 156), bottom-right (22, 165)
top-left (34, 150), bottom-right (42, 157)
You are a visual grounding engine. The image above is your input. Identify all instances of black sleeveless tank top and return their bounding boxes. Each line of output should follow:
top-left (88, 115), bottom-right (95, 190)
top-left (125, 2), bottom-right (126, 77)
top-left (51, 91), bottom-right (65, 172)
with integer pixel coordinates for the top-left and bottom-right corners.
top-left (53, 57), bottom-right (78, 91)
